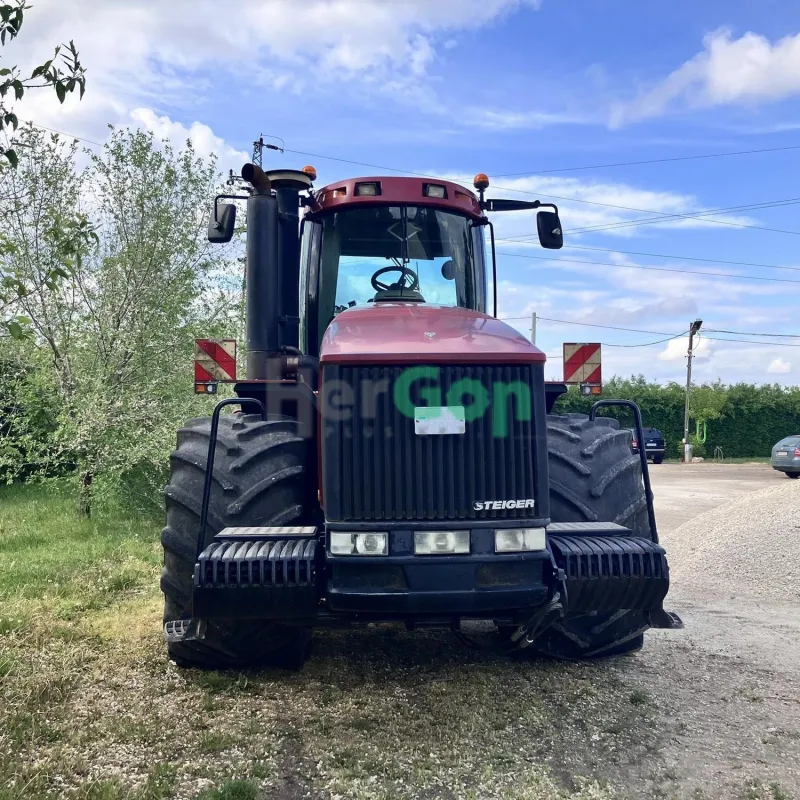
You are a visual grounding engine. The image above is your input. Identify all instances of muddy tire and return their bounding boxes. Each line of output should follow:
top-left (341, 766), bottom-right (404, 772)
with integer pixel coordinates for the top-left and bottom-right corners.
top-left (532, 413), bottom-right (654, 659)
top-left (161, 414), bottom-right (312, 670)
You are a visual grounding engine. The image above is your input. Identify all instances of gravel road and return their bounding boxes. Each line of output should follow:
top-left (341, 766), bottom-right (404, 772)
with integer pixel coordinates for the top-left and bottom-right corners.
top-left (631, 463), bottom-right (800, 798)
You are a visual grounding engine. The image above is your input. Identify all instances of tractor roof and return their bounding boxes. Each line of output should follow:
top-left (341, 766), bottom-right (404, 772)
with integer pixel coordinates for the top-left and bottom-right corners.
top-left (310, 176), bottom-right (483, 220)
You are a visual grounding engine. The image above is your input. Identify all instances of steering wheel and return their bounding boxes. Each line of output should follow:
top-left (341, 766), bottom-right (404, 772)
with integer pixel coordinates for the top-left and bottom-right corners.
top-left (371, 265), bottom-right (420, 293)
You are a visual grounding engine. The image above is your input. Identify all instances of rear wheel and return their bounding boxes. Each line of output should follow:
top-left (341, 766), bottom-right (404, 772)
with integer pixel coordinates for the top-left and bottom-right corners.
top-left (530, 414), bottom-right (653, 659)
top-left (787, 472), bottom-right (800, 479)
top-left (161, 414), bottom-right (313, 669)
top-left (652, 455), bottom-right (664, 465)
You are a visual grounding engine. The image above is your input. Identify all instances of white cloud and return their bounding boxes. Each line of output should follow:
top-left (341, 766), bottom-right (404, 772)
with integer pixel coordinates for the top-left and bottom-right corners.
top-left (460, 174), bottom-right (758, 240)
top-left (4, 0), bottom-right (572, 176)
top-left (659, 336), bottom-right (696, 362)
top-left (10, 0), bottom-right (545, 141)
top-left (612, 29), bottom-right (800, 125)
top-left (129, 109), bottom-right (249, 173)
top-left (768, 357), bottom-right (792, 374)
top-left (464, 108), bottom-right (586, 131)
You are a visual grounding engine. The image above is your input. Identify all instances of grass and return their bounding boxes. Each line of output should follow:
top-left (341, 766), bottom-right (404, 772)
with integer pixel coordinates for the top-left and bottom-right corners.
top-left (197, 780), bottom-right (261, 800)
top-left (0, 481), bottom-right (159, 622)
top-left (744, 779), bottom-right (794, 800)
top-left (0, 480), bottom-right (662, 799)
top-left (0, 480), bottom-right (795, 800)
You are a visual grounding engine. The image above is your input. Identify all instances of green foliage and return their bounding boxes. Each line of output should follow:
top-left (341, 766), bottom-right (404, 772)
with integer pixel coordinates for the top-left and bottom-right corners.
top-left (1, 126), bottom-right (97, 340)
top-left (0, 1), bottom-right (86, 166)
top-left (689, 382), bottom-right (727, 424)
top-left (0, 2), bottom-right (87, 337)
top-left (0, 126), bottom-right (239, 512)
top-left (0, 481), bottom-right (158, 605)
top-left (554, 376), bottom-right (800, 458)
top-left (197, 780), bottom-right (261, 800)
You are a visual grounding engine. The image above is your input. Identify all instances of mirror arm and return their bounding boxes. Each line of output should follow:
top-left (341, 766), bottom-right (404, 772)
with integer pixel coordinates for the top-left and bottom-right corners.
top-left (212, 193), bottom-right (249, 229)
top-left (480, 198), bottom-right (560, 215)
top-left (487, 220), bottom-right (498, 319)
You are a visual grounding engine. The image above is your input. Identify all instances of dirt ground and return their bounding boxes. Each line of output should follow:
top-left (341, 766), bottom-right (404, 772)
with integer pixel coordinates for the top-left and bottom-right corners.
top-left (4, 465), bottom-right (800, 800)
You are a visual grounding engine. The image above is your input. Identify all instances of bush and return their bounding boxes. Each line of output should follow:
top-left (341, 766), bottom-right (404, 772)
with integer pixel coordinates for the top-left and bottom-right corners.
top-left (553, 377), bottom-right (800, 459)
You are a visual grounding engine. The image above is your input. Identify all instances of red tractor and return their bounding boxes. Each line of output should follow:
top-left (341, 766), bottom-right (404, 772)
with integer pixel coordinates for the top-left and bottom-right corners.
top-left (161, 163), bottom-right (681, 669)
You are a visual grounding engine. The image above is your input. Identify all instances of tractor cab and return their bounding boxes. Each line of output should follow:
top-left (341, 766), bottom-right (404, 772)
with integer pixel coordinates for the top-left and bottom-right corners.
top-left (299, 176), bottom-right (493, 356)
top-left (164, 160), bottom-right (682, 672)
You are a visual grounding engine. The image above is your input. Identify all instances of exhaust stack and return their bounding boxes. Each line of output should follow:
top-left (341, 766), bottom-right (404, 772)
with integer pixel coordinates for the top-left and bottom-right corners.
top-left (241, 164), bottom-right (313, 379)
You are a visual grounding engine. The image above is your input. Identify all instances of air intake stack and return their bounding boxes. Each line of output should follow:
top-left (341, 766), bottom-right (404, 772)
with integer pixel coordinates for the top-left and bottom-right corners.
top-left (240, 164), bottom-right (313, 379)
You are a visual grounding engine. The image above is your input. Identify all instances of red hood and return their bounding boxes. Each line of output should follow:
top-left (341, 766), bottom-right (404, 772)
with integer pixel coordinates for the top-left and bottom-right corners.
top-left (319, 304), bottom-right (546, 365)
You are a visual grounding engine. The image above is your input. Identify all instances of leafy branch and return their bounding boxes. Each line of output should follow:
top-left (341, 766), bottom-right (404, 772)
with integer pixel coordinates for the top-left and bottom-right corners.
top-left (0, 1), bottom-right (86, 167)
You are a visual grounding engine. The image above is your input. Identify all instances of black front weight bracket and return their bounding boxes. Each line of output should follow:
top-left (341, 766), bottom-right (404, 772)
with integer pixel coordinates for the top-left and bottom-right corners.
top-left (589, 399), bottom-right (683, 632)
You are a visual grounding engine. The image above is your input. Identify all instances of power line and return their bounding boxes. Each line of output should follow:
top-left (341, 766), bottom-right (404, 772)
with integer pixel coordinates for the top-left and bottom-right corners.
top-left (703, 335), bottom-right (800, 348)
top-left (500, 315), bottom-right (677, 336)
top-left (604, 335), bottom-right (684, 348)
top-left (24, 121), bottom-right (800, 238)
top-left (500, 315), bottom-right (800, 348)
top-left (495, 250), bottom-right (800, 286)
top-left (501, 330), bottom-right (684, 353)
top-left (500, 197), bottom-right (800, 239)
top-left (493, 143), bottom-right (800, 177)
top-left (267, 146), bottom-right (800, 237)
top-left (706, 327), bottom-right (800, 338)
top-left (19, 120), bottom-right (103, 147)
top-left (544, 244), bottom-right (800, 275)
top-left (566, 198), bottom-right (800, 236)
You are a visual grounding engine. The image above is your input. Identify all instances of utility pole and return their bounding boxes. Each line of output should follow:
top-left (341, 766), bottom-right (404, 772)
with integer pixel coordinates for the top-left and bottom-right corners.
top-left (683, 318), bottom-right (703, 463)
top-left (252, 133), bottom-right (284, 167)
top-left (530, 312), bottom-right (537, 344)
top-left (252, 135), bottom-right (264, 166)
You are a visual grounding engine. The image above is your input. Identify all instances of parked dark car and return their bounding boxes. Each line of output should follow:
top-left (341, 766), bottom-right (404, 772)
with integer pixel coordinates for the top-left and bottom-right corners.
top-left (770, 435), bottom-right (800, 478)
top-left (629, 426), bottom-right (666, 464)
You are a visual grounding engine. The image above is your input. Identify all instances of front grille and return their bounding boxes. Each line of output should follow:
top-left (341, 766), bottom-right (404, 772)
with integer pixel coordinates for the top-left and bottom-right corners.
top-left (321, 364), bottom-right (539, 522)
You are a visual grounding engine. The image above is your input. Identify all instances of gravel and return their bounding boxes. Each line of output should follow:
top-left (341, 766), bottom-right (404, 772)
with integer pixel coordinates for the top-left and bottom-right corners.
top-left (665, 479), bottom-right (800, 604)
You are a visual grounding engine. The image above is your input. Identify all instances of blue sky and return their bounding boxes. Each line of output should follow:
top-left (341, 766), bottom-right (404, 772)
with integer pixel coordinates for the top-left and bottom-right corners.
top-left (15, 0), bottom-right (800, 384)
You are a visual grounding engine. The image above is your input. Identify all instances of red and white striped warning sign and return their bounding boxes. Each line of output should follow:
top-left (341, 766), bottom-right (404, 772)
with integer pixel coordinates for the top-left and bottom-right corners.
top-left (563, 343), bottom-right (601, 385)
top-left (194, 339), bottom-right (237, 383)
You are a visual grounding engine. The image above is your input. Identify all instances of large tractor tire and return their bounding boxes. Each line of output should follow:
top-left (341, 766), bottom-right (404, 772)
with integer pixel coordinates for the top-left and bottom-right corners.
top-left (161, 413), bottom-right (312, 670)
top-left (532, 413), bottom-right (654, 659)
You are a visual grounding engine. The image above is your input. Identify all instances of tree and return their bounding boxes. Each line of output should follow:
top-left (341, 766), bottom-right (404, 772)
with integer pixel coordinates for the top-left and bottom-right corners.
top-left (1, 126), bottom-right (240, 513)
top-left (0, 0), bottom-right (86, 167)
top-left (1, 2), bottom-right (87, 340)
top-left (688, 381), bottom-right (728, 451)
top-left (0, 125), bottom-right (95, 341)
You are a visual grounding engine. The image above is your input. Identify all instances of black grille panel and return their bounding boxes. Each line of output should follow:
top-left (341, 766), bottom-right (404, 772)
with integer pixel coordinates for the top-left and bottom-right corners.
top-left (321, 364), bottom-right (540, 522)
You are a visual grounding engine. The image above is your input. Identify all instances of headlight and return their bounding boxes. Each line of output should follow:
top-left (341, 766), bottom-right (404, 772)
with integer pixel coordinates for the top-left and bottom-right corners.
top-left (423, 183), bottom-right (447, 198)
top-left (494, 528), bottom-right (546, 553)
top-left (414, 531), bottom-right (470, 555)
top-left (329, 532), bottom-right (388, 556)
top-left (355, 181), bottom-right (380, 196)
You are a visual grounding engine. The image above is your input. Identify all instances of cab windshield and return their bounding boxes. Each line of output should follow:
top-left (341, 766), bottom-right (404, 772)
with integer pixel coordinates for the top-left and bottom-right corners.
top-left (300, 205), bottom-right (487, 354)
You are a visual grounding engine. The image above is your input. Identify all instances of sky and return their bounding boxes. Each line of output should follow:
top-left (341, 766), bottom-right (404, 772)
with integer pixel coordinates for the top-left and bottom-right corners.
top-left (11, 0), bottom-right (800, 385)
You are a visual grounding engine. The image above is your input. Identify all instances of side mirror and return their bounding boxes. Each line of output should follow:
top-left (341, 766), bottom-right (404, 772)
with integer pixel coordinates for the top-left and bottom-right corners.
top-left (208, 203), bottom-right (236, 244)
top-left (537, 210), bottom-right (563, 250)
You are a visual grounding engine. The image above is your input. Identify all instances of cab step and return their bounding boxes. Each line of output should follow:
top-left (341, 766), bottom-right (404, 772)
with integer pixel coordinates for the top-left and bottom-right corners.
top-left (164, 618), bottom-right (206, 643)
